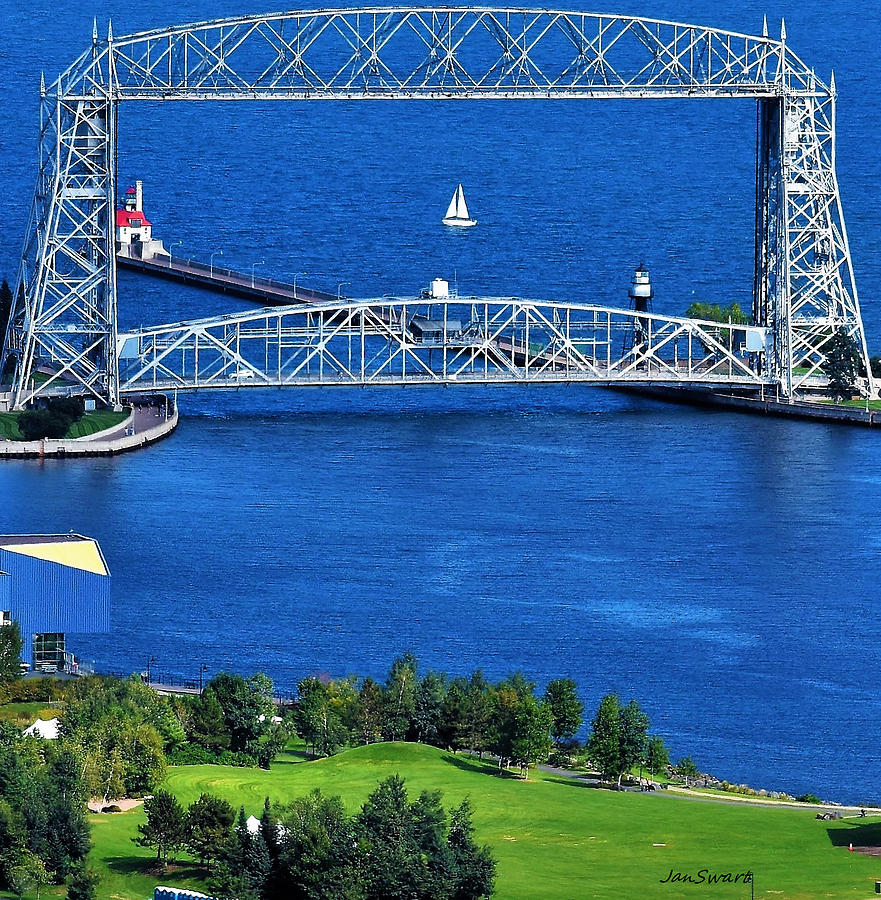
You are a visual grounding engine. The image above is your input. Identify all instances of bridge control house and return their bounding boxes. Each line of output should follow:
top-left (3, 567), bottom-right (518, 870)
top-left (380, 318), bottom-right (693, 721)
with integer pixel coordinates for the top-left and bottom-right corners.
top-left (0, 535), bottom-right (110, 673)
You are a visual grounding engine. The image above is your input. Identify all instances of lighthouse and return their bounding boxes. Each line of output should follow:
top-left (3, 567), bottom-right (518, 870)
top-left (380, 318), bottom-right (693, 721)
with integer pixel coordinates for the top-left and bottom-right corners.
top-left (626, 264), bottom-right (654, 353)
top-left (115, 180), bottom-right (170, 261)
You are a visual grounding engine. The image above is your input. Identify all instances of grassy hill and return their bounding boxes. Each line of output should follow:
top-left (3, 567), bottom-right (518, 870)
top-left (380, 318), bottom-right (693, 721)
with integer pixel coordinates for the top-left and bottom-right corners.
top-left (6, 742), bottom-right (880, 899)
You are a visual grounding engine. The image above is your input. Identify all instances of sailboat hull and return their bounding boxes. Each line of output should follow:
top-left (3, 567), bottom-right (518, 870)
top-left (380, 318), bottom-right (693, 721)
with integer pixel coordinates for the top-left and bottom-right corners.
top-left (442, 216), bottom-right (477, 228)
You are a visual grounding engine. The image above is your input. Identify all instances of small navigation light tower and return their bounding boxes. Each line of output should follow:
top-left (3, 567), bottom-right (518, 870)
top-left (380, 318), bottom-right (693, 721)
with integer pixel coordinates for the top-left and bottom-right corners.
top-left (626, 263), bottom-right (653, 353)
top-left (115, 180), bottom-right (170, 261)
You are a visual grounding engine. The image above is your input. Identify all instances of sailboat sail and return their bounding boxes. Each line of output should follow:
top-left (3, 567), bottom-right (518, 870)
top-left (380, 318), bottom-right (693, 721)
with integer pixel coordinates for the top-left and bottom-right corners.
top-left (456, 185), bottom-right (469, 220)
top-left (445, 189), bottom-right (459, 221)
top-left (442, 183), bottom-right (476, 227)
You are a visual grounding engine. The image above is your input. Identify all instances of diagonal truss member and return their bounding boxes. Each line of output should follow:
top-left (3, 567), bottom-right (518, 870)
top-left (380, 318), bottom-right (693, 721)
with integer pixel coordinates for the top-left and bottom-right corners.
top-left (0, 8), bottom-right (871, 407)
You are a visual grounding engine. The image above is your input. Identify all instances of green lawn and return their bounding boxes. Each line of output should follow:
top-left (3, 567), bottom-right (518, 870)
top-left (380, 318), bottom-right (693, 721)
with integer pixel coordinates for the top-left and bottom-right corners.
top-left (0, 701), bottom-right (59, 728)
top-left (0, 410), bottom-right (128, 440)
top-left (7, 742), bottom-right (879, 900)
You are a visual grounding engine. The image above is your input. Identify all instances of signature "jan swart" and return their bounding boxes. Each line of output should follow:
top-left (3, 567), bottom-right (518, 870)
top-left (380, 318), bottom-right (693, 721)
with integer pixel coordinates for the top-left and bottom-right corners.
top-left (660, 869), bottom-right (754, 885)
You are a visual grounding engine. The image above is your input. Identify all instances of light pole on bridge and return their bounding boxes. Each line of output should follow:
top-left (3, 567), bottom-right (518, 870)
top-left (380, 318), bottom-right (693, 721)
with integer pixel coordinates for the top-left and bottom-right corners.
top-left (210, 249), bottom-right (224, 277)
top-left (338, 281), bottom-right (351, 301)
top-left (290, 271), bottom-right (307, 300)
top-left (251, 258), bottom-right (265, 288)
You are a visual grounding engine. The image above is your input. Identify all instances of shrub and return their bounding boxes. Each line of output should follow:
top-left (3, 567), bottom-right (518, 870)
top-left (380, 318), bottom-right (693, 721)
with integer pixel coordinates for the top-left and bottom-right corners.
top-left (17, 409), bottom-right (70, 440)
top-left (796, 793), bottom-right (821, 804)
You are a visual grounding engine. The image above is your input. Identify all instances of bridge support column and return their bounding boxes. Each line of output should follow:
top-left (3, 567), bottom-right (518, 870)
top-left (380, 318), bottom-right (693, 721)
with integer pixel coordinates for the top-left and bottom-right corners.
top-left (3, 90), bottom-right (118, 409)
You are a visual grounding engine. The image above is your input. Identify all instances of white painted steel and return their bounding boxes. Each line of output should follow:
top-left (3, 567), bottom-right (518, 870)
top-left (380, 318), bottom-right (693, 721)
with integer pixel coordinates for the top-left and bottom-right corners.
top-left (0, 9), bottom-right (870, 406)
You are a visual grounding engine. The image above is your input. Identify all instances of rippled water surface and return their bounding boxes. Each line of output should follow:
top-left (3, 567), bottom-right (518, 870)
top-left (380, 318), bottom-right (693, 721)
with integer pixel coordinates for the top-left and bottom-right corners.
top-left (1, 0), bottom-right (880, 803)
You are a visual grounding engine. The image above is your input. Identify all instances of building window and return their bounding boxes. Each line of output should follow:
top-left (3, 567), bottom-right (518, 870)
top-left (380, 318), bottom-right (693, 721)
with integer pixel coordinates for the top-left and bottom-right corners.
top-left (33, 633), bottom-right (65, 672)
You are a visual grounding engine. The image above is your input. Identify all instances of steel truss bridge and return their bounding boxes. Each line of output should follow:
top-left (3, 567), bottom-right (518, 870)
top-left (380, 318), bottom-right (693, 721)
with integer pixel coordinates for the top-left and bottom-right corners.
top-left (0, 7), bottom-right (871, 408)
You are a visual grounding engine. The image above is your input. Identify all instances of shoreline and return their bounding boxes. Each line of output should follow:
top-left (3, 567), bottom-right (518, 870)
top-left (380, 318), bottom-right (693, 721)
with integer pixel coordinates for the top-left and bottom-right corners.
top-left (0, 395), bottom-right (178, 458)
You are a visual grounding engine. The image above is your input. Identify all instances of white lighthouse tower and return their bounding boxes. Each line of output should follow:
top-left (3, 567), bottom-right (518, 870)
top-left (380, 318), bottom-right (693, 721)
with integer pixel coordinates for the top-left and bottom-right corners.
top-left (115, 180), bottom-right (170, 261)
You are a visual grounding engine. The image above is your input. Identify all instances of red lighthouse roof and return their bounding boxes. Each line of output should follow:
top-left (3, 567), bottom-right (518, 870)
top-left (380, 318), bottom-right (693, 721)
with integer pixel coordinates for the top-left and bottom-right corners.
top-left (125, 186), bottom-right (136, 195)
top-left (116, 209), bottom-right (152, 228)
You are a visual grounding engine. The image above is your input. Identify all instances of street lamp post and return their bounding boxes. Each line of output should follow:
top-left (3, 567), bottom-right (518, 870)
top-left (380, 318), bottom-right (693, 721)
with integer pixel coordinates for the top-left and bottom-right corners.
top-left (290, 271), bottom-right (307, 300)
top-left (338, 281), bottom-right (351, 301)
top-left (170, 240), bottom-right (182, 259)
top-left (146, 655), bottom-right (156, 685)
top-left (210, 249), bottom-right (224, 277)
top-left (251, 258), bottom-right (265, 288)
top-left (199, 663), bottom-right (208, 696)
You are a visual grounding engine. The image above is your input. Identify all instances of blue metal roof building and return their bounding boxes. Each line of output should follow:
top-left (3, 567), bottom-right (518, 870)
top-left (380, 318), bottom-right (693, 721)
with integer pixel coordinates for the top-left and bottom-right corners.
top-left (0, 534), bottom-right (110, 671)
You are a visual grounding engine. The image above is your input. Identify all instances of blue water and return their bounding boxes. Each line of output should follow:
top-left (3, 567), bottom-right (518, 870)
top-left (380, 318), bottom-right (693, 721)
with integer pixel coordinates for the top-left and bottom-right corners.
top-left (2, 1), bottom-right (881, 803)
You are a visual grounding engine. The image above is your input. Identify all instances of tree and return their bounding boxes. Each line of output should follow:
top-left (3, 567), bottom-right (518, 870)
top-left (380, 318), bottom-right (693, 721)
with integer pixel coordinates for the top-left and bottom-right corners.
top-left (7, 851), bottom-right (49, 900)
top-left (0, 280), bottom-right (12, 345)
top-left (543, 678), bottom-right (583, 748)
top-left (824, 328), bottom-right (862, 401)
top-left (586, 693), bottom-right (622, 783)
top-left (413, 672), bottom-right (446, 745)
top-left (295, 677), bottom-right (347, 758)
top-left (488, 686), bottom-right (520, 771)
top-left (275, 790), bottom-right (362, 900)
top-left (510, 696), bottom-right (553, 780)
top-left (66, 864), bottom-right (99, 900)
top-left (461, 671), bottom-right (493, 756)
top-left (383, 652), bottom-right (418, 741)
top-left (355, 677), bottom-right (384, 745)
top-left (134, 790), bottom-right (187, 866)
top-left (644, 736), bottom-right (670, 781)
top-left (447, 799), bottom-right (496, 900)
top-left (122, 723), bottom-right (166, 794)
top-left (0, 621), bottom-right (23, 682)
top-left (677, 756), bottom-right (699, 788)
top-left (618, 700), bottom-right (650, 787)
top-left (188, 689), bottom-right (231, 753)
top-left (206, 673), bottom-right (267, 753)
top-left (187, 793), bottom-right (235, 871)
top-left (356, 775), bottom-right (446, 900)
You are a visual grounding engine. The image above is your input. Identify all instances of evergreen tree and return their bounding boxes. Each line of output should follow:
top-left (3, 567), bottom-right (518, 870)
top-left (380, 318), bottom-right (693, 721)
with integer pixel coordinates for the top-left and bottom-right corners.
top-left (438, 677), bottom-right (468, 751)
top-left (461, 671), bottom-right (492, 756)
top-left (824, 327), bottom-right (862, 401)
top-left (187, 793), bottom-right (235, 870)
top-left (447, 799), bottom-right (496, 900)
top-left (543, 678), bottom-right (583, 748)
top-left (188, 689), bottom-right (231, 753)
top-left (133, 790), bottom-right (187, 865)
top-left (66, 864), bottom-right (99, 900)
top-left (0, 621), bottom-right (23, 682)
top-left (356, 775), bottom-right (438, 899)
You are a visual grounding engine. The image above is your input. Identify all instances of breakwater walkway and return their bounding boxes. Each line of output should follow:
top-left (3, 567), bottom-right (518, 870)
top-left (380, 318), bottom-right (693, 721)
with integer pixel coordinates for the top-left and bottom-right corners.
top-left (0, 396), bottom-right (178, 459)
top-left (117, 253), bottom-right (341, 306)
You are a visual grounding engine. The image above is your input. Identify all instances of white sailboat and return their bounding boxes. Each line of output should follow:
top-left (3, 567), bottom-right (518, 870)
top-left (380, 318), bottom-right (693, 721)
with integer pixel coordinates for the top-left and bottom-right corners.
top-left (442, 183), bottom-right (477, 228)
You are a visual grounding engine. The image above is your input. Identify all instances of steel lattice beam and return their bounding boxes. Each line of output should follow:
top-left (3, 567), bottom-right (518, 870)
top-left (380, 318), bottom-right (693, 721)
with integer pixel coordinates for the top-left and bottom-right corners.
top-left (112, 297), bottom-right (774, 393)
top-left (1, 8), bottom-right (872, 408)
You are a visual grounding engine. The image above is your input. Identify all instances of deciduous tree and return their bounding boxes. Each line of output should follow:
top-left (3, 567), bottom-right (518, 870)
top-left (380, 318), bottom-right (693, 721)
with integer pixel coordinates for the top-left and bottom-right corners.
top-left (543, 678), bottom-right (583, 747)
top-left (0, 621), bottom-right (23, 682)
top-left (587, 693), bottom-right (622, 783)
